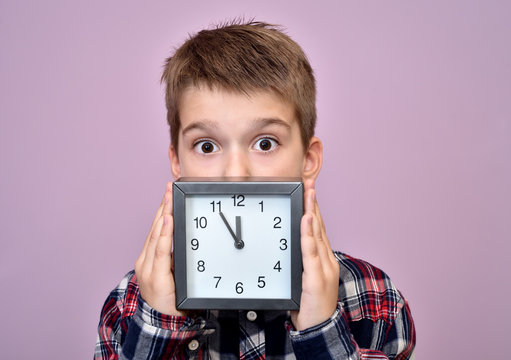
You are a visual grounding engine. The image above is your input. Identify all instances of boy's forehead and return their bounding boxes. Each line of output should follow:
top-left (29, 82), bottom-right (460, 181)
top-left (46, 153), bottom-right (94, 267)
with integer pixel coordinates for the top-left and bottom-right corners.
top-left (178, 86), bottom-right (297, 128)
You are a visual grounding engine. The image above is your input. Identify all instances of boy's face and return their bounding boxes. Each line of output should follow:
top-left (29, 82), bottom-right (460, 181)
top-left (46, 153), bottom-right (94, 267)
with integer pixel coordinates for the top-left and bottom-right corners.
top-left (169, 86), bottom-right (322, 181)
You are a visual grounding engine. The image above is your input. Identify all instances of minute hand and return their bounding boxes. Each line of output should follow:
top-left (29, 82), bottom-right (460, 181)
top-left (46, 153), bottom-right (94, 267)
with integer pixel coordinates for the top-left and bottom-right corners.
top-left (219, 212), bottom-right (244, 249)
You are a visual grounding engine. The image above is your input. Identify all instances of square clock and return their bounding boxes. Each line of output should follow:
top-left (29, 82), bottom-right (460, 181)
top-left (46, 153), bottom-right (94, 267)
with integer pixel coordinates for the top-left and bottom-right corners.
top-left (173, 177), bottom-right (303, 310)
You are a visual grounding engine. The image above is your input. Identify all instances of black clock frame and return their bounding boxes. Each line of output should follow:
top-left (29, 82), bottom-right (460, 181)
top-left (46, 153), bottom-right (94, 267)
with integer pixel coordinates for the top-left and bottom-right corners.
top-left (173, 177), bottom-right (303, 310)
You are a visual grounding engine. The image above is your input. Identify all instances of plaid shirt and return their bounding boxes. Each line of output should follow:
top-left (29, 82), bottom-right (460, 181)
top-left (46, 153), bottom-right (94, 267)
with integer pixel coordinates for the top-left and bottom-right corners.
top-left (95, 252), bottom-right (415, 359)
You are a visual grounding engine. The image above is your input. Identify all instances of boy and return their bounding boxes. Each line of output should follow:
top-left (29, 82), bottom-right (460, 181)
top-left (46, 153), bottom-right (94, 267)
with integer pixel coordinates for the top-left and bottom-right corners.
top-left (95, 21), bottom-right (415, 359)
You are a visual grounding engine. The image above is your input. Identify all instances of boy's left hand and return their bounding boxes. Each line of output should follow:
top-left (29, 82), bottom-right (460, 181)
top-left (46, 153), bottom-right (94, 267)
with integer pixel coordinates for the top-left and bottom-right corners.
top-left (290, 180), bottom-right (340, 331)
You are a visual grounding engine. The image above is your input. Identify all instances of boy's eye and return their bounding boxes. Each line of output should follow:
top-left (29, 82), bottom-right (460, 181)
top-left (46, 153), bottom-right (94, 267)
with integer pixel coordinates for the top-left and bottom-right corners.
top-left (194, 140), bottom-right (219, 154)
top-left (254, 138), bottom-right (278, 152)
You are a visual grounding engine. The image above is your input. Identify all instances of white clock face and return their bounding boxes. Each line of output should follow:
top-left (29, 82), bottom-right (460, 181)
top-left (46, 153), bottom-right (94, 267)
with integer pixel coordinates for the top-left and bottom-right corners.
top-left (185, 194), bottom-right (291, 299)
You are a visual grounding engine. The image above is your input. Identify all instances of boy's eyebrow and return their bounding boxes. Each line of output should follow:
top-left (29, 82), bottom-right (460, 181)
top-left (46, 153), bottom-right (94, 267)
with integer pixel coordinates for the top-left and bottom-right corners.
top-left (181, 120), bottom-right (219, 136)
top-left (251, 117), bottom-right (292, 131)
top-left (181, 117), bottom-right (292, 136)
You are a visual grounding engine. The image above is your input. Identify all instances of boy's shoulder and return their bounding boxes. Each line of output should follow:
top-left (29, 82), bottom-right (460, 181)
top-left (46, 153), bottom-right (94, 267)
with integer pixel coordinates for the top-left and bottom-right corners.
top-left (333, 251), bottom-right (407, 323)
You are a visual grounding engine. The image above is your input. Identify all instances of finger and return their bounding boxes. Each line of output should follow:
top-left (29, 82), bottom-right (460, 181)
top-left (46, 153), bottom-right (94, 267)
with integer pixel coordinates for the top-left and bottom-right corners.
top-left (139, 183), bottom-right (172, 263)
top-left (141, 184), bottom-right (171, 268)
top-left (152, 213), bottom-right (174, 277)
top-left (313, 193), bottom-right (327, 237)
top-left (301, 186), bottom-right (319, 251)
top-left (301, 187), bottom-right (321, 256)
top-left (163, 183), bottom-right (174, 219)
top-left (304, 179), bottom-right (325, 236)
top-left (312, 196), bottom-right (333, 254)
top-left (142, 213), bottom-right (165, 273)
top-left (300, 212), bottom-right (323, 276)
top-left (308, 187), bottom-right (337, 268)
top-left (149, 182), bottom-right (172, 237)
top-left (303, 180), bottom-right (315, 215)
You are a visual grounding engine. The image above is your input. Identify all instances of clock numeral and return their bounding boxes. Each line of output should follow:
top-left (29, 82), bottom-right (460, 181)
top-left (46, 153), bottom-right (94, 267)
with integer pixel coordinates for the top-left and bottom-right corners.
top-left (273, 217), bottom-right (282, 228)
top-left (214, 276), bottom-right (222, 288)
top-left (235, 282), bottom-right (244, 294)
top-left (279, 238), bottom-right (287, 250)
top-left (273, 261), bottom-right (282, 272)
top-left (193, 216), bottom-right (207, 229)
top-left (210, 201), bottom-right (222, 212)
top-left (259, 201), bottom-right (264, 212)
top-left (191, 238), bottom-right (199, 250)
top-left (231, 194), bottom-right (245, 207)
top-left (257, 276), bottom-right (266, 288)
top-left (197, 260), bottom-right (205, 272)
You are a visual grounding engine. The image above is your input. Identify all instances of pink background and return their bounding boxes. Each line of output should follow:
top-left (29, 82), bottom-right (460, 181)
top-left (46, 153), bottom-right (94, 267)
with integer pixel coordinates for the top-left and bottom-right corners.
top-left (1, 1), bottom-right (510, 358)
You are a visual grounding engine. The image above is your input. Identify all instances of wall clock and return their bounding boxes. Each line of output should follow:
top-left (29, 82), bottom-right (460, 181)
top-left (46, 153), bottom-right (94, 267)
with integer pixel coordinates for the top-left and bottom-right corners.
top-left (173, 177), bottom-right (303, 310)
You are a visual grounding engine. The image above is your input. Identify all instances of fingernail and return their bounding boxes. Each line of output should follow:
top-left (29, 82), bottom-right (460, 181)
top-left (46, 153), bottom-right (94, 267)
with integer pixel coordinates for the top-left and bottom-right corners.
top-left (164, 214), bottom-right (168, 225)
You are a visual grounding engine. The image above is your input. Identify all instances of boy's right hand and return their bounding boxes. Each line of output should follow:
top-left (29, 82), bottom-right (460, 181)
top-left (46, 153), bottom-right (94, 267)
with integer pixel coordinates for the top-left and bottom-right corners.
top-left (135, 182), bottom-right (185, 316)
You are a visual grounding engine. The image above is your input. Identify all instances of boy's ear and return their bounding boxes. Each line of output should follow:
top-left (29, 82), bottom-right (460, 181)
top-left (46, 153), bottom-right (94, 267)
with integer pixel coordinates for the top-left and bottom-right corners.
top-left (302, 136), bottom-right (323, 183)
top-left (169, 145), bottom-right (181, 180)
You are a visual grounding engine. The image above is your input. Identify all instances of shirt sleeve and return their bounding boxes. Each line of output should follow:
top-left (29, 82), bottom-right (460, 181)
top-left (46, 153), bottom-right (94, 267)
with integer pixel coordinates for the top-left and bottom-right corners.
top-left (94, 272), bottom-right (212, 360)
top-left (119, 296), bottom-right (209, 359)
top-left (288, 300), bottom-right (415, 360)
top-left (288, 252), bottom-right (416, 360)
top-left (288, 304), bottom-right (358, 360)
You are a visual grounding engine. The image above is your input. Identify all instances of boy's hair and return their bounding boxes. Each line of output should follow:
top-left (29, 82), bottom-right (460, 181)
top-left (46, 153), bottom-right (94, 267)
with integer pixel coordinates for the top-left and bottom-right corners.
top-left (161, 20), bottom-right (316, 150)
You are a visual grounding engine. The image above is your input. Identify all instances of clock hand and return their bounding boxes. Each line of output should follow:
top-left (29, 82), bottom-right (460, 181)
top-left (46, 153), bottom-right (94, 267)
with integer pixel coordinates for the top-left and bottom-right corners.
top-left (219, 212), bottom-right (244, 249)
top-left (235, 216), bottom-right (244, 249)
top-left (235, 216), bottom-right (241, 241)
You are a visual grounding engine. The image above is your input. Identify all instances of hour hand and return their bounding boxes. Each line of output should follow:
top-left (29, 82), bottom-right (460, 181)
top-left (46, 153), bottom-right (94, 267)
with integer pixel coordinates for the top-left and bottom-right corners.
top-left (219, 212), bottom-right (244, 249)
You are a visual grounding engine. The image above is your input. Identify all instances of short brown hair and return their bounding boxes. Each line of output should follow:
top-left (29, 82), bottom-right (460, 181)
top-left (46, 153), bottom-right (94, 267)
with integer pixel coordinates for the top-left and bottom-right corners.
top-left (161, 20), bottom-right (316, 149)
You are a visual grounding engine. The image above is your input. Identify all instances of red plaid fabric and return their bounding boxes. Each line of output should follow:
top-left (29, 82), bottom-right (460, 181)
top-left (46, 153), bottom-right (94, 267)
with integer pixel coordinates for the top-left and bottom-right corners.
top-left (95, 252), bottom-right (415, 359)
